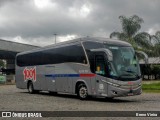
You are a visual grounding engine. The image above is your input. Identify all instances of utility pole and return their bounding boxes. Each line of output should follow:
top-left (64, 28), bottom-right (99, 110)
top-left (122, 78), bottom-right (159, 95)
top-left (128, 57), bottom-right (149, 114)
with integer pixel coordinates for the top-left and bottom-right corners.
top-left (54, 33), bottom-right (57, 44)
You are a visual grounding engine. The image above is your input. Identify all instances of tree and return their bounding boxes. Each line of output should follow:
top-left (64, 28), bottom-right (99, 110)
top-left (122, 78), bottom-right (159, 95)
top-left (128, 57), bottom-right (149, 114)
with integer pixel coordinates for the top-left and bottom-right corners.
top-left (152, 31), bottom-right (160, 44)
top-left (0, 60), bottom-right (5, 68)
top-left (151, 65), bottom-right (160, 79)
top-left (110, 15), bottom-right (153, 53)
top-left (151, 31), bottom-right (160, 56)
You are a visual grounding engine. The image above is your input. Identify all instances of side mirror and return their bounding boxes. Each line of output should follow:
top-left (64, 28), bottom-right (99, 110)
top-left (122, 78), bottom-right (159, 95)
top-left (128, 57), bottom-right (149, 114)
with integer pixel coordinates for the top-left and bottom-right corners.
top-left (90, 48), bottom-right (113, 61)
top-left (136, 51), bottom-right (148, 64)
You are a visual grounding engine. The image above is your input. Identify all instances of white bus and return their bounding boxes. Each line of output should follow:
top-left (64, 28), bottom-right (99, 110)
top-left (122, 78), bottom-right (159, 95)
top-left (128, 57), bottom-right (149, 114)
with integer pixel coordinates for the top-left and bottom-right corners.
top-left (16, 37), bottom-right (148, 99)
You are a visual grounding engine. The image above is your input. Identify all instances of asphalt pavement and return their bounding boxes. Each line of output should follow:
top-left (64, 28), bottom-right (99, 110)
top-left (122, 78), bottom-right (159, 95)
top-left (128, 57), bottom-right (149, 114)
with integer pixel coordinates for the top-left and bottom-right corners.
top-left (0, 85), bottom-right (160, 120)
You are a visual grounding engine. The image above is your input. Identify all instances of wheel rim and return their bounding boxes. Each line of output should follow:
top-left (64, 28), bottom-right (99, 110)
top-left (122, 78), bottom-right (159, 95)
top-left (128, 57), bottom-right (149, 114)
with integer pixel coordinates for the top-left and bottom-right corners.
top-left (79, 86), bottom-right (87, 98)
top-left (29, 83), bottom-right (32, 93)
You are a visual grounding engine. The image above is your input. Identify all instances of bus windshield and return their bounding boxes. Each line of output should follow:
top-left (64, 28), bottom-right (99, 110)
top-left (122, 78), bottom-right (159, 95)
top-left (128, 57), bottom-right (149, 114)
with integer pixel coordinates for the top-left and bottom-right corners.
top-left (106, 45), bottom-right (141, 81)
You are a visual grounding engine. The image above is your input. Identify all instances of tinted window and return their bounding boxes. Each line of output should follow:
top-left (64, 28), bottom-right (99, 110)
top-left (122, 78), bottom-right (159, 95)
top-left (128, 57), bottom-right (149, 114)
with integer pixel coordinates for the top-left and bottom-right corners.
top-left (83, 41), bottom-right (104, 73)
top-left (17, 44), bottom-right (87, 66)
top-left (83, 41), bottom-right (104, 50)
top-left (95, 55), bottom-right (106, 76)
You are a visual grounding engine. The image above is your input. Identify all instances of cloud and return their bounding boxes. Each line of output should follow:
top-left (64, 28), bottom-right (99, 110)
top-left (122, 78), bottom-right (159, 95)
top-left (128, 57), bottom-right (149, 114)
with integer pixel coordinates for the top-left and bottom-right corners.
top-left (0, 0), bottom-right (160, 46)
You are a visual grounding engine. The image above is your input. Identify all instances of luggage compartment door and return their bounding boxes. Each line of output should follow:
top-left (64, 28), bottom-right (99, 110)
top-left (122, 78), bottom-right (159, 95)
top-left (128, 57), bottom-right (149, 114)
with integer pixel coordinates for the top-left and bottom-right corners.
top-left (45, 65), bottom-right (56, 92)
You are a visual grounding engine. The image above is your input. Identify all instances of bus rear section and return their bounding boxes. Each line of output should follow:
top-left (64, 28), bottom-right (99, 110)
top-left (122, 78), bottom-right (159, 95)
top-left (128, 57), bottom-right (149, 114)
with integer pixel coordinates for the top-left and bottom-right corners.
top-left (15, 41), bottom-right (94, 99)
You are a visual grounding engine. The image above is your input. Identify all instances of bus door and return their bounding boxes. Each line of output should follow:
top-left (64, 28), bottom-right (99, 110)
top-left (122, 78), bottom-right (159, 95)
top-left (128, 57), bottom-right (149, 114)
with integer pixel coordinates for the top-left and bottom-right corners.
top-left (94, 54), bottom-right (108, 95)
top-left (45, 65), bottom-right (56, 92)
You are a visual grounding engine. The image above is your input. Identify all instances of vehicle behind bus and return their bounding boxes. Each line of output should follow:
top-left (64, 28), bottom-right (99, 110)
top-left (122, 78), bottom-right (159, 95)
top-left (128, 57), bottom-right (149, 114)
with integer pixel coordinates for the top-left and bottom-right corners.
top-left (16, 37), bottom-right (148, 100)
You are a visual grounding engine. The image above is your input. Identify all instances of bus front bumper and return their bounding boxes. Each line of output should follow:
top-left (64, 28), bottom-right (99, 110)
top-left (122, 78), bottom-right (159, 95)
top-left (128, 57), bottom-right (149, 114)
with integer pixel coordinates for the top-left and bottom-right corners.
top-left (106, 85), bottom-right (142, 98)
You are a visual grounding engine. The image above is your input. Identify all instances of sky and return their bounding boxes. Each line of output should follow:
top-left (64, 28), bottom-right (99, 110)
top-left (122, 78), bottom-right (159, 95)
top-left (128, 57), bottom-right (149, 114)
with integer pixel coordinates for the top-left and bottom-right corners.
top-left (0, 0), bottom-right (160, 46)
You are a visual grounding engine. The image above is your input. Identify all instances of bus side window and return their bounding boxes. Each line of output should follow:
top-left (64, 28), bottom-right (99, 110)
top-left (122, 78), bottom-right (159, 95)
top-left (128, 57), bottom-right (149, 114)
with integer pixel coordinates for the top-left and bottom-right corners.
top-left (95, 55), bottom-right (106, 76)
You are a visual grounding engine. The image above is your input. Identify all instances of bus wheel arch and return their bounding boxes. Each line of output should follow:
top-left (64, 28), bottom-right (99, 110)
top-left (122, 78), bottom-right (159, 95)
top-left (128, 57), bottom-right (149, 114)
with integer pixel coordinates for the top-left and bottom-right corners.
top-left (27, 80), bottom-right (38, 94)
top-left (76, 81), bottom-right (88, 100)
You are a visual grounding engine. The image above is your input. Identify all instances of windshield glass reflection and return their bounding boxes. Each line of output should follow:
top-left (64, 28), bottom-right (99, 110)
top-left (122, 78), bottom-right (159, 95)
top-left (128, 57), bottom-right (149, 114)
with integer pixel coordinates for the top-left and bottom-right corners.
top-left (106, 46), bottom-right (141, 81)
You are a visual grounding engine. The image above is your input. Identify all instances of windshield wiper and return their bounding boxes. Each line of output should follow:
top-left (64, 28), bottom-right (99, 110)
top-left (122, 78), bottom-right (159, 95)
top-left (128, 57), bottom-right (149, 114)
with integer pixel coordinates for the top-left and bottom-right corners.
top-left (122, 70), bottom-right (140, 78)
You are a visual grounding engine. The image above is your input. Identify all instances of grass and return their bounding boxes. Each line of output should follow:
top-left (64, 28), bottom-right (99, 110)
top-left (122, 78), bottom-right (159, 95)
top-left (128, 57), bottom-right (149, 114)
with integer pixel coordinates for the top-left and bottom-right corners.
top-left (142, 82), bottom-right (160, 93)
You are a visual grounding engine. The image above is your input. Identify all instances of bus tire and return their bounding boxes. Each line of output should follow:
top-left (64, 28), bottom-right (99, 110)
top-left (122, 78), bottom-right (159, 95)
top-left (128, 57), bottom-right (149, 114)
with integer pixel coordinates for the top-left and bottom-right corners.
top-left (105, 97), bottom-right (114, 101)
top-left (49, 91), bottom-right (57, 95)
top-left (28, 81), bottom-right (36, 94)
top-left (77, 83), bottom-right (88, 100)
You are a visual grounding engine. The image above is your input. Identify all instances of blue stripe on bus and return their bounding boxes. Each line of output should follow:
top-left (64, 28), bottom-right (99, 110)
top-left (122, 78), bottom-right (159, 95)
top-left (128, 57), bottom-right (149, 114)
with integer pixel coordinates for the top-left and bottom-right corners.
top-left (45, 74), bottom-right (80, 78)
top-left (45, 74), bottom-right (96, 78)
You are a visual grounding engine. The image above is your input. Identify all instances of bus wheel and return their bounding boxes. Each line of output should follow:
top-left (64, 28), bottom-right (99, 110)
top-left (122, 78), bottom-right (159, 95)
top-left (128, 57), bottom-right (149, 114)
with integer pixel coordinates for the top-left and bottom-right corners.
top-left (49, 91), bottom-right (57, 95)
top-left (28, 82), bottom-right (35, 94)
top-left (105, 97), bottom-right (114, 101)
top-left (78, 83), bottom-right (88, 100)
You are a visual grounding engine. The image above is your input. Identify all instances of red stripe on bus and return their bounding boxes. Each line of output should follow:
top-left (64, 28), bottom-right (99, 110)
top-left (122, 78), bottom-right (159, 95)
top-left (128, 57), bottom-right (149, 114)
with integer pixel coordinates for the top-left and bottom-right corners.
top-left (80, 74), bottom-right (96, 77)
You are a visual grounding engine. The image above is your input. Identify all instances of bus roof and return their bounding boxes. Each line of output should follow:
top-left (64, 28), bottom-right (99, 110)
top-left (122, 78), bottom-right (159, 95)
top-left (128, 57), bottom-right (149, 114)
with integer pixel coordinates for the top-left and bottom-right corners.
top-left (44, 37), bottom-right (131, 47)
top-left (17, 37), bottom-right (132, 56)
